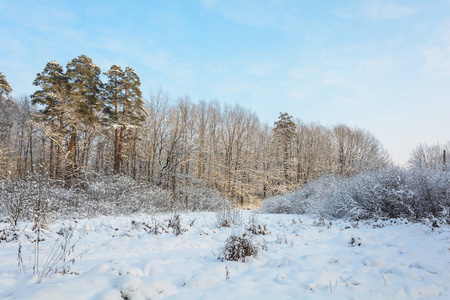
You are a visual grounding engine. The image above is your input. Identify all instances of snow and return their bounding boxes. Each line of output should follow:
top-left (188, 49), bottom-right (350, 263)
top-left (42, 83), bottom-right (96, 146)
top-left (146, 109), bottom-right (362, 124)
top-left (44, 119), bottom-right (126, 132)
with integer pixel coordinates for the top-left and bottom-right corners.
top-left (231, 227), bottom-right (246, 237)
top-left (0, 212), bottom-right (449, 299)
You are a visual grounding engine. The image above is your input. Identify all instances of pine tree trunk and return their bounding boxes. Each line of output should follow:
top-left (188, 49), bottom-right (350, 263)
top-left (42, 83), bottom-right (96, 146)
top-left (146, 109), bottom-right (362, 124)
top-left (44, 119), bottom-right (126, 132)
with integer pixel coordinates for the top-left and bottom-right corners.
top-left (49, 121), bottom-right (55, 177)
top-left (114, 127), bottom-right (119, 173)
top-left (66, 124), bottom-right (77, 184)
top-left (117, 125), bottom-right (124, 174)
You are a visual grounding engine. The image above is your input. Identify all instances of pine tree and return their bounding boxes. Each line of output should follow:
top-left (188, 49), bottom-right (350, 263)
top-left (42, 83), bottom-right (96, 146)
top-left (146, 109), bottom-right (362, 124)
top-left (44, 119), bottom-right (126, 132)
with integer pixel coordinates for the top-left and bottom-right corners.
top-left (31, 61), bottom-right (67, 112)
top-left (65, 55), bottom-right (103, 182)
top-left (273, 112), bottom-right (297, 186)
top-left (104, 65), bottom-right (124, 174)
top-left (0, 72), bottom-right (13, 99)
top-left (30, 61), bottom-right (68, 177)
top-left (0, 73), bottom-right (14, 179)
top-left (104, 65), bottom-right (146, 174)
top-left (66, 55), bottom-right (103, 125)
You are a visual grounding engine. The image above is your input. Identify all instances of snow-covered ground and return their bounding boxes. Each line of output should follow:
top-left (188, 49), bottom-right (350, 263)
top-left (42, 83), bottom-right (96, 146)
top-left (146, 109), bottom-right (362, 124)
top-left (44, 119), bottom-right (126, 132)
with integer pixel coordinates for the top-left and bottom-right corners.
top-left (0, 212), bottom-right (449, 299)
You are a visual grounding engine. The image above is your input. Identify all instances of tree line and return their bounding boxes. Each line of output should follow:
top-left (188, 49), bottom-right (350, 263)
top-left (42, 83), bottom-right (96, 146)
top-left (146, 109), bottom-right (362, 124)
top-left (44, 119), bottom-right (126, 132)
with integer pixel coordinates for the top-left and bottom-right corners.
top-left (0, 55), bottom-right (390, 206)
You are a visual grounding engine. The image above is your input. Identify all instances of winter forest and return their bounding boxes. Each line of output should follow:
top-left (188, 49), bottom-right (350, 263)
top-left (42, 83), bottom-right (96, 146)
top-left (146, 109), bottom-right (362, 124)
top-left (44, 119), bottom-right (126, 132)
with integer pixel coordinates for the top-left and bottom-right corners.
top-left (0, 55), bottom-right (392, 205)
top-left (1, 55), bottom-right (449, 299)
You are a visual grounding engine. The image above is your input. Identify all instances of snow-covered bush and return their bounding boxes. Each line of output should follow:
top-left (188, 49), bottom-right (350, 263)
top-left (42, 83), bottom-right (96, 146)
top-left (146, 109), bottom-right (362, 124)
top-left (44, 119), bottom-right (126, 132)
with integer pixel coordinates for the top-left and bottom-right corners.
top-left (0, 174), bottom-right (234, 222)
top-left (216, 205), bottom-right (242, 228)
top-left (84, 175), bottom-right (176, 216)
top-left (246, 211), bottom-right (270, 235)
top-left (0, 223), bottom-right (18, 243)
top-left (0, 178), bottom-right (36, 225)
top-left (0, 174), bottom-right (176, 222)
top-left (262, 167), bottom-right (450, 221)
top-left (168, 213), bottom-right (187, 236)
top-left (177, 185), bottom-right (229, 211)
top-left (260, 194), bottom-right (293, 214)
top-left (0, 174), bottom-right (61, 227)
top-left (219, 228), bottom-right (266, 262)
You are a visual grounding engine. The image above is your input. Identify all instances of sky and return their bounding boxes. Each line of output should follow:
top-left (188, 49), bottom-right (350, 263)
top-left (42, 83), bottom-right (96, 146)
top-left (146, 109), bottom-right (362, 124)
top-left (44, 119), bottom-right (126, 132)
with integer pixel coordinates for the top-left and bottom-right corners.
top-left (1, 0), bottom-right (449, 165)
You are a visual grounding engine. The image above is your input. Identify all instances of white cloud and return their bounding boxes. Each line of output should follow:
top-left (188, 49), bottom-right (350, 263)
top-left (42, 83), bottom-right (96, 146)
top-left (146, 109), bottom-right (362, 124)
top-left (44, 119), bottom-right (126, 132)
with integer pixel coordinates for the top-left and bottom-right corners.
top-left (335, 0), bottom-right (416, 20)
top-left (322, 69), bottom-right (349, 87)
top-left (247, 62), bottom-right (279, 76)
top-left (423, 20), bottom-right (450, 76)
top-left (287, 66), bottom-right (320, 80)
top-left (200, 0), bottom-right (218, 8)
top-left (286, 87), bottom-right (314, 102)
top-left (199, 0), bottom-right (303, 30)
top-left (364, 1), bottom-right (415, 19)
top-left (357, 57), bottom-right (394, 77)
top-left (423, 46), bottom-right (450, 76)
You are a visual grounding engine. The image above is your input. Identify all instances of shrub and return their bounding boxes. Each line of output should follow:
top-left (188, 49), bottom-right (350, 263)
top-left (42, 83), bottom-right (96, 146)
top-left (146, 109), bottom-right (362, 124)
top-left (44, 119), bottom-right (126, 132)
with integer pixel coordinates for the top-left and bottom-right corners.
top-left (246, 211), bottom-right (270, 235)
top-left (0, 174), bottom-right (59, 228)
top-left (177, 185), bottom-right (229, 211)
top-left (216, 205), bottom-right (242, 228)
top-left (168, 213), bottom-right (187, 236)
top-left (0, 174), bottom-right (176, 222)
top-left (219, 228), bottom-right (266, 262)
top-left (84, 175), bottom-right (176, 216)
top-left (262, 167), bottom-right (450, 221)
top-left (261, 195), bottom-right (293, 214)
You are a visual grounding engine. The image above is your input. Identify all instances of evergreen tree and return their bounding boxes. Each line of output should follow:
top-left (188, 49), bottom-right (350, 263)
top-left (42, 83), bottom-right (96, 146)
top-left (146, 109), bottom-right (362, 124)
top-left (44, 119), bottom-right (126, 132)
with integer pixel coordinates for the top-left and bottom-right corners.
top-left (0, 71), bottom-right (12, 102)
top-left (65, 55), bottom-right (103, 182)
top-left (0, 72), bottom-right (14, 152)
top-left (273, 112), bottom-right (297, 185)
top-left (31, 61), bottom-right (68, 177)
top-left (0, 72), bottom-right (12, 99)
top-left (66, 55), bottom-right (103, 125)
top-left (31, 61), bottom-right (67, 111)
top-left (104, 65), bottom-right (146, 174)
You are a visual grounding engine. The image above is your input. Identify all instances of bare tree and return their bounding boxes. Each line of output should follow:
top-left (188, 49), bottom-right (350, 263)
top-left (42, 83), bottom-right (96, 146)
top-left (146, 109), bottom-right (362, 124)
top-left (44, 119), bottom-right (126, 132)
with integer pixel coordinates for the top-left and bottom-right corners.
top-left (332, 124), bottom-right (388, 176)
top-left (409, 142), bottom-right (450, 168)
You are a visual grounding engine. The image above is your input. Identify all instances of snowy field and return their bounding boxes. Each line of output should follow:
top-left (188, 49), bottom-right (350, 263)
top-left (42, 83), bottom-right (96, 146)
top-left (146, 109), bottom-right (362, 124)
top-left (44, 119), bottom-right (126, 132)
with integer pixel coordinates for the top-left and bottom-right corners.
top-left (0, 212), bottom-right (449, 299)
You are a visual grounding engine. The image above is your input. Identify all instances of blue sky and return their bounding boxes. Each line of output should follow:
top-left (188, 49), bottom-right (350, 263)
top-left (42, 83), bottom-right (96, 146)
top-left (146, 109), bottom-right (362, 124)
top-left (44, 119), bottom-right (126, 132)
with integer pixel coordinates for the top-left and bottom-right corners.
top-left (1, 0), bottom-right (449, 164)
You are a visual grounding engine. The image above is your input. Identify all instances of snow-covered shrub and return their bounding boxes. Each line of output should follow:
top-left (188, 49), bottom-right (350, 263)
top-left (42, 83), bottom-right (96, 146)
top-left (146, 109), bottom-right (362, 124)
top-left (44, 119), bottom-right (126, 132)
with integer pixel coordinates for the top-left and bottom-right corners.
top-left (0, 174), bottom-right (177, 221)
top-left (0, 178), bottom-right (35, 225)
top-left (219, 228), bottom-right (266, 262)
top-left (83, 175), bottom-right (176, 216)
top-left (0, 223), bottom-right (18, 243)
top-left (86, 176), bottom-right (157, 214)
top-left (262, 174), bottom-right (345, 217)
top-left (0, 175), bottom-right (60, 227)
top-left (246, 211), bottom-right (270, 235)
top-left (261, 194), bottom-right (293, 214)
top-left (312, 215), bottom-right (326, 227)
top-left (168, 213), bottom-right (187, 236)
top-left (262, 167), bottom-right (450, 221)
top-left (406, 167), bottom-right (449, 219)
top-left (177, 185), bottom-right (229, 211)
top-left (216, 205), bottom-right (242, 228)
top-left (349, 236), bottom-right (362, 247)
top-left (345, 167), bottom-right (449, 220)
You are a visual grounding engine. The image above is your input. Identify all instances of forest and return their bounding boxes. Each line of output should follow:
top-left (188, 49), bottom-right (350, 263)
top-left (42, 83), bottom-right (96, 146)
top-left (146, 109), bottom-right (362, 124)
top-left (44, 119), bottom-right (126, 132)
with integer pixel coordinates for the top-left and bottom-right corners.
top-left (1, 56), bottom-right (449, 300)
top-left (0, 55), bottom-right (391, 205)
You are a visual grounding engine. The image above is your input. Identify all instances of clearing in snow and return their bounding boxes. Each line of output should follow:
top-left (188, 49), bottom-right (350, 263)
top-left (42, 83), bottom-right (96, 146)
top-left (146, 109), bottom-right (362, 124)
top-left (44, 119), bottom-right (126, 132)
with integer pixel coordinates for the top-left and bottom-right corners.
top-left (0, 212), bottom-right (449, 299)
